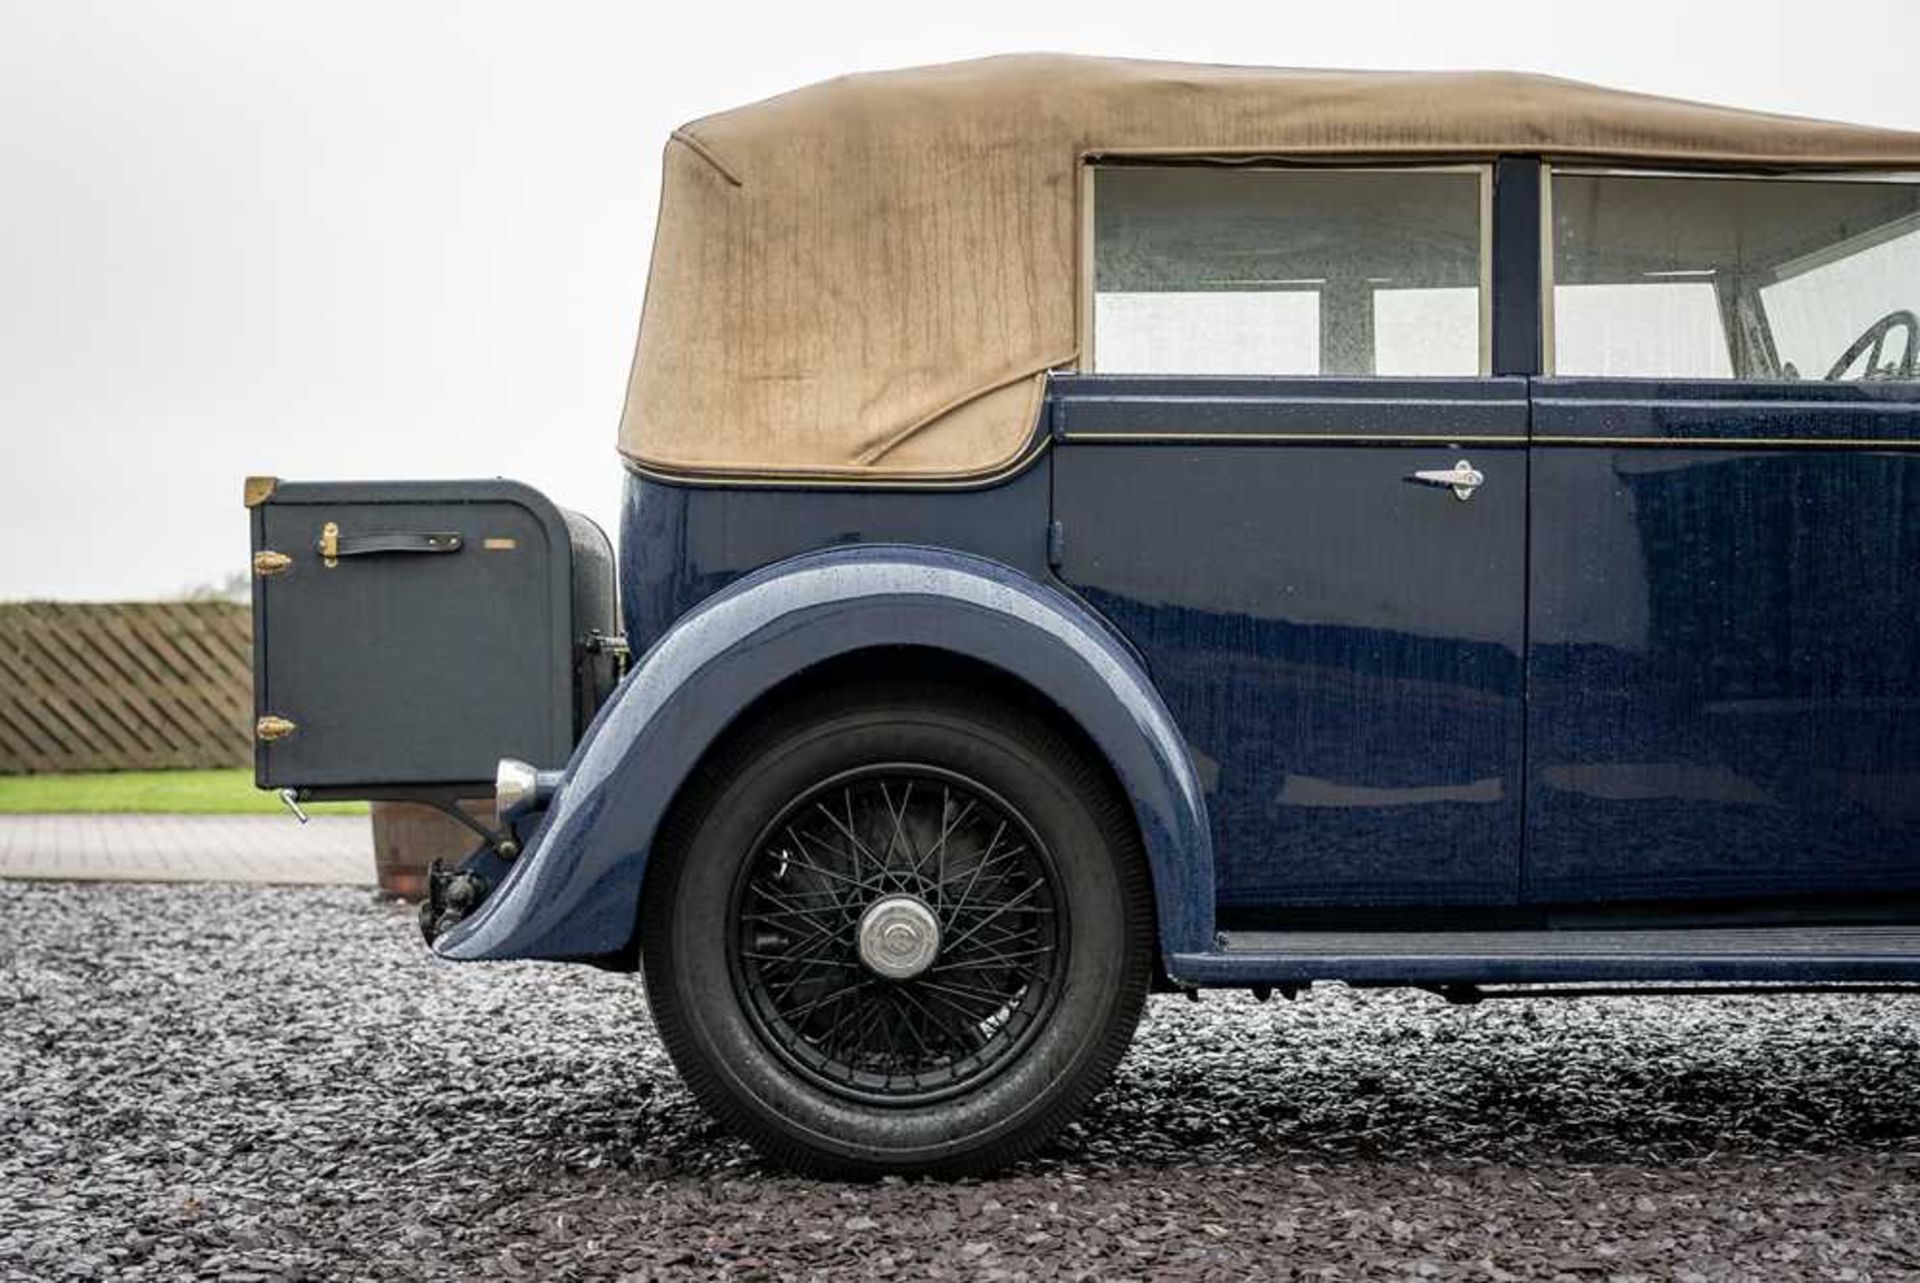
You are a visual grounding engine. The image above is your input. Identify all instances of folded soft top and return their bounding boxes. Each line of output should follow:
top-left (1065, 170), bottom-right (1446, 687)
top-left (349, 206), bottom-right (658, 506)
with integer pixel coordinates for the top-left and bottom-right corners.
top-left (621, 54), bottom-right (1920, 483)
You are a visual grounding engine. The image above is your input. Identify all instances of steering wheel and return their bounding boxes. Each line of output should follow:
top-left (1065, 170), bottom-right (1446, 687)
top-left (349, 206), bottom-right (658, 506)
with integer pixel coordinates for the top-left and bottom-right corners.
top-left (1826, 309), bottom-right (1920, 381)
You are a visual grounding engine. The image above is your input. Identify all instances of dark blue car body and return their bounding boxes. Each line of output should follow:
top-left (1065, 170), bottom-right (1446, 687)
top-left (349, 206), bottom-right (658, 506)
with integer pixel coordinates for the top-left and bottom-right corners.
top-left (375, 75), bottom-right (1920, 1009)
top-left (439, 363), bottom-right (1920, 987)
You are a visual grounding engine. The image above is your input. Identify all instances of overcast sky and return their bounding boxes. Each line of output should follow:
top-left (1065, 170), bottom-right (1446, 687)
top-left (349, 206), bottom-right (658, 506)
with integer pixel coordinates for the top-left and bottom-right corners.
top-left (6, 0), bottom-right (1920, 600)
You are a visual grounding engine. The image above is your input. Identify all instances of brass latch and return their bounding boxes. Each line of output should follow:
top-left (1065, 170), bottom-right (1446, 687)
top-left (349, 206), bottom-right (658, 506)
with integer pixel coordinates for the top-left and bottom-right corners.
top-left (255, 715), bottom-right (298, 743)
top-left (253, 550), bottom-right (293, 578)
top-left (319, 522), bottom-right (339, 568)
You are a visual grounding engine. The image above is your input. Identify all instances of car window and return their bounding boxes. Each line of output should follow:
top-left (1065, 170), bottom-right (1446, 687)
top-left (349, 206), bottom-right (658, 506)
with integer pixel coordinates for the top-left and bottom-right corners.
top-left (1553, 281), bottom-right (1733, 378)
top-left (1091, 166), bottom-right (1487, 376)
top-left (1761, 219), bottom-right (1920, 380)
top-left (1550, 171), bottom-right (1920, 380)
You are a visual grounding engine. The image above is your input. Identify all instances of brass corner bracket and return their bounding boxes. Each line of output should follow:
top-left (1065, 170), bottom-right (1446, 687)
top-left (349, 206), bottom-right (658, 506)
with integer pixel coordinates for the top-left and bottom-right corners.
top-left (254, 715), bottom-right (297, 743)
top-left (243, 476), bottom-right (279, 508)
top-left (252, 550), bottom-right (293, 578)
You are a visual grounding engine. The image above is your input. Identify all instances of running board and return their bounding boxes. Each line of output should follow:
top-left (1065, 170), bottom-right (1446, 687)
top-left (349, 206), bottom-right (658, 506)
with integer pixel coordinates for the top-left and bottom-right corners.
top-left (1166, 926), bottom-right (1920, 988)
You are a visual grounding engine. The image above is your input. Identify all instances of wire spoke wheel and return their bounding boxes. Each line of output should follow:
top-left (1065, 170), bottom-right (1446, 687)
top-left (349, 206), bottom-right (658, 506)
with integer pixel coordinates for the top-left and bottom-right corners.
top-left (728, 764), bottom-right (1067, 1105)
top-left (645, 682), bottom-right (1152, 1174)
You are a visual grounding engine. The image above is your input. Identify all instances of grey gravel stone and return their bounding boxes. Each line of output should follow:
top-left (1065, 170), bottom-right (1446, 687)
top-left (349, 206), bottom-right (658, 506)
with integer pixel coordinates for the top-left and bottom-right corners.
top-left (2, 880), bottom-right (1918, 1280)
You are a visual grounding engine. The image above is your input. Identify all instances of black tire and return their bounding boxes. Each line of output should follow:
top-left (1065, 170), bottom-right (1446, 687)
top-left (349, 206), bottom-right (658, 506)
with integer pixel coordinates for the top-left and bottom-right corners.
top-left (641, 681), bottom-right (1153, 1177)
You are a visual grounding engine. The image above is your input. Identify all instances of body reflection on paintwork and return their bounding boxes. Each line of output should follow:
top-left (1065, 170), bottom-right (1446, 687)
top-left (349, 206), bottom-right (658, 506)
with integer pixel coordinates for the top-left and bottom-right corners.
top-left (1528, 379), bottom-right (1920, 907)
top-left (1051, 376), bottom-right (1527, 912)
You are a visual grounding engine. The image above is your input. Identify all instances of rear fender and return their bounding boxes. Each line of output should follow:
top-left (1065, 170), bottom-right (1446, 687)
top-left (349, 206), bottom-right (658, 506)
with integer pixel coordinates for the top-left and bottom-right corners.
top-left (433, 544), bottom-right (1214, 962)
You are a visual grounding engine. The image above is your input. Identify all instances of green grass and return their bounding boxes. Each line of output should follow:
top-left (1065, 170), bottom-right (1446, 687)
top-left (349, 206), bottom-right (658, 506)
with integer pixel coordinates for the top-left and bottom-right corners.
top-left (0, 769), bottom-right (368, 816)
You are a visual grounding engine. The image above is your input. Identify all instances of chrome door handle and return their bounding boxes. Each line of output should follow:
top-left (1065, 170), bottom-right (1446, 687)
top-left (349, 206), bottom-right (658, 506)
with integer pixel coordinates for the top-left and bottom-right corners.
top-left (1410, 459), bottom-right (1484, 502)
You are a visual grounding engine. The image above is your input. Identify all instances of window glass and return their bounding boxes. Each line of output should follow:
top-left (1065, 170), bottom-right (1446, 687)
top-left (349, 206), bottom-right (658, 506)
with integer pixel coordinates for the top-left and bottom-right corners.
top-left (1551, 172), bottom-right (1920, 380)
top-left (1092, 167), bottom-right (1485, 376)
top-left (1761, 220), bottom-right (1920, 379)
top-left (1554, 282), bottom-right (1732, 378)
top-left (1093, 290), bottom-right (1319, 375)
top-left (1373, 287), bottom-right (1482, 376)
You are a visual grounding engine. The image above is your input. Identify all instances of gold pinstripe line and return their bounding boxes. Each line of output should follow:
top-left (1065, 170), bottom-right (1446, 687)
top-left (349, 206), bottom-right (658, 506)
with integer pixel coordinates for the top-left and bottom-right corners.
top-left (1532, 435), bottom-right (1920, 449)
top-left (1061, 432), bottom-right (1524, 444)
top-left (621, 428), bottom-right (1920, 490)
top-left (1064, 432), bottom-right (1920, 449)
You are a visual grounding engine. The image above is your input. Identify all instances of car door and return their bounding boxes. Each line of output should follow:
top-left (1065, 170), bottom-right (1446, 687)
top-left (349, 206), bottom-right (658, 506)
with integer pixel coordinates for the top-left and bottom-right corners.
top-left (1052, 163), bottom-right (1529, 918)
top-left (1527, 168), bottom-right (1920, 910)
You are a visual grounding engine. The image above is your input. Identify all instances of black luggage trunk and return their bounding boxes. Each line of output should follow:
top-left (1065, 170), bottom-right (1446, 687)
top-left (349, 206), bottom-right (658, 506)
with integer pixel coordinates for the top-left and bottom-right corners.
top-left (244, 477), bottom-right (617, 798)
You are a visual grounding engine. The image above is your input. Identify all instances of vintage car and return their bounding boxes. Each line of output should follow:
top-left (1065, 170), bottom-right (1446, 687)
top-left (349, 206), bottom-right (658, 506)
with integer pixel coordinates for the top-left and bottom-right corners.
top-left (245, 55), bottom-right (1920, 1175)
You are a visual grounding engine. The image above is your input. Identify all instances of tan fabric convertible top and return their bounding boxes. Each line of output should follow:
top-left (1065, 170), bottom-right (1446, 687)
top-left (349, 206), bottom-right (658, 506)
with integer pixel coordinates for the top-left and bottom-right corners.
top-left (622, 54), bottom-right (1920, 482)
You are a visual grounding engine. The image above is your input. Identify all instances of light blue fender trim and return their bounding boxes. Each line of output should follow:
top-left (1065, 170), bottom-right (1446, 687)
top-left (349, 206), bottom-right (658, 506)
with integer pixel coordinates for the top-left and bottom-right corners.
top-left (435, 544), bottom-right (1215, 963)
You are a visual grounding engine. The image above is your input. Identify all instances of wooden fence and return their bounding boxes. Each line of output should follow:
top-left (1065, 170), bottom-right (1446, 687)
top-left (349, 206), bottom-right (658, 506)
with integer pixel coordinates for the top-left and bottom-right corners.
top-left (0, 602), bottom-right (253, 774)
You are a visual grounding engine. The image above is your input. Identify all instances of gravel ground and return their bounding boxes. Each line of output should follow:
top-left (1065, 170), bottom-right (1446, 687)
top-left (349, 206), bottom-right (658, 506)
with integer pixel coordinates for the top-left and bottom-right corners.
top-left (3, 881), bottom-right (1918, 1281)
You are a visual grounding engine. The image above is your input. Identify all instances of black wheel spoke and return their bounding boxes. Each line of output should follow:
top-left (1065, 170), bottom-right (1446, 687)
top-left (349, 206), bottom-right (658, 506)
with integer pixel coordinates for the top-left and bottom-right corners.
top-left (890, 982), bottom-right (963, 1057)
top-left (914, 983), bottom-right (1002, 1036)
top-left (915, 792), bottom-right (975, 888)
top-left (744, 889), bottom-right (844, 933)
top-left (817, 980), bottom-right (878, 1050)
top-left (758, 948), bottom-right (862, 999)
top-left (775, 831), bottom-right (871, 893)
top-left (930, 943), bottom-right (1055, 973)
top-left (919, 975), bottom-right (1020, 1009)
top-left (946, 820), bottom-right (1009, 918)
top-left (728, 764), bottom-right (1064, 1105)
top-left (938, 880), bottom-right (1045, 957)
top-left (817, 796), bottom-right (883, 878)
top-left (880, 781), bottom-right (914, 867)
top-left (781, 977), bottom-right (876, 1023)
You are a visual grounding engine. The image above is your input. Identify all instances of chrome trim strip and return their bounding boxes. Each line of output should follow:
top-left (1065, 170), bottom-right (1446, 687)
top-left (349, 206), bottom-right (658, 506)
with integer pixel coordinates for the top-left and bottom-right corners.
top-left (1533, 435), bottom-right (1920, 449)
top-left (1552, 165), bottom-right (1920, 183)
top-left (1065, 394), bottom-right (1525, 409)
top-left (1062, 431), bottom-right (1919, 448)
top-left (1060, 431), bottom-right (1525, 444)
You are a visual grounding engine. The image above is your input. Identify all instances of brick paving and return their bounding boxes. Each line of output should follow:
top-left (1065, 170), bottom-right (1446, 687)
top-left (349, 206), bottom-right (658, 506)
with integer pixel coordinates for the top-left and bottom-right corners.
top-left (0, 815), bottom-right (373, 886)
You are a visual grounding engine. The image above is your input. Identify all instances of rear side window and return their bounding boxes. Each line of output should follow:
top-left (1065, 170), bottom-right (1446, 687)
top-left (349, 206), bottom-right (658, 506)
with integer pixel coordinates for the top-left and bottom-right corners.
top-left (1549, 171), bottom-right (1920, 380)
top-left (1090, 166), bottom-right (1489, 377)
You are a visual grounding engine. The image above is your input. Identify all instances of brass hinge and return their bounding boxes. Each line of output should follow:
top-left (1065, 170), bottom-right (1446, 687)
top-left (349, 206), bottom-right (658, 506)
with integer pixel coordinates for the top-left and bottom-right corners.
top-left (319, 521), bottom-right (339, 568)
top-left (255, 715), bottom-right (298, 743)
top-left (252, 550), bottom-right (293, 578)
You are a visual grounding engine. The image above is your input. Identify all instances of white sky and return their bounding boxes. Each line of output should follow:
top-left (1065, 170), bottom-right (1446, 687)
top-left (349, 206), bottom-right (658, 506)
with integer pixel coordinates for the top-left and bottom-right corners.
top-left (5, 0), bottom-right (1920, 599)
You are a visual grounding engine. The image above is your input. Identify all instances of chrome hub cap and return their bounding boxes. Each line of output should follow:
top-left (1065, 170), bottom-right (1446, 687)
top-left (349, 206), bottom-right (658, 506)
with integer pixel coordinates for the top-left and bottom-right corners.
top-left (857, 895), bottom-right (941, 980)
